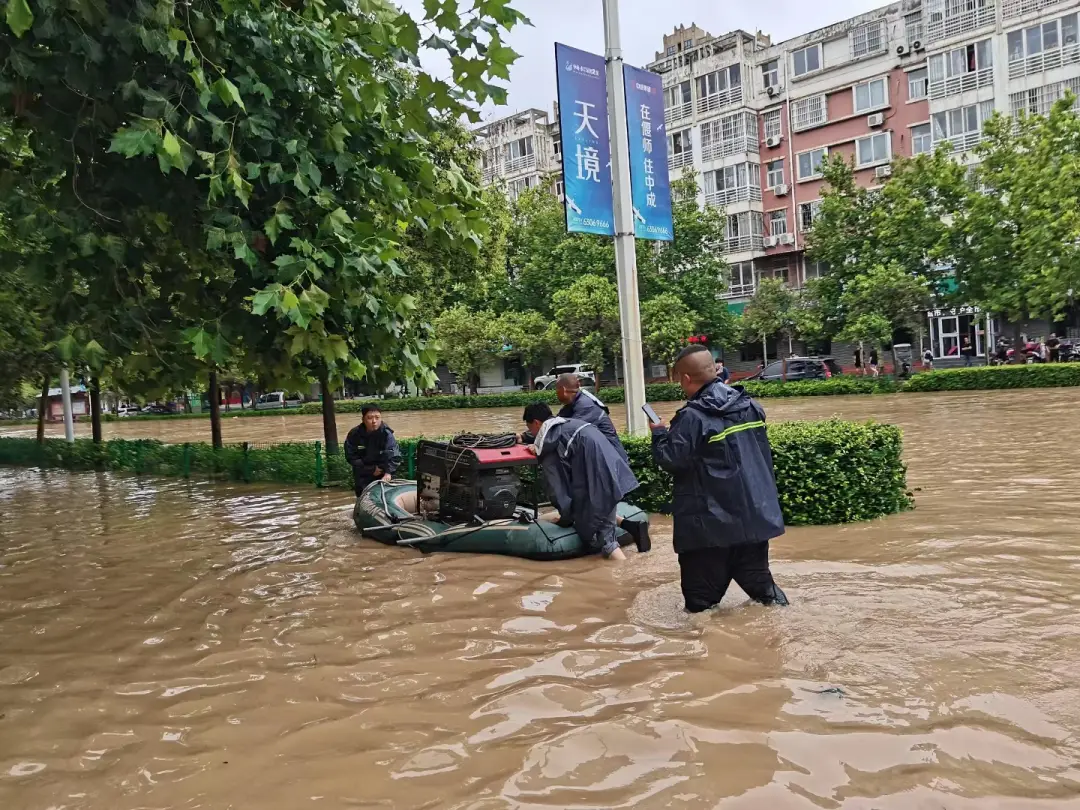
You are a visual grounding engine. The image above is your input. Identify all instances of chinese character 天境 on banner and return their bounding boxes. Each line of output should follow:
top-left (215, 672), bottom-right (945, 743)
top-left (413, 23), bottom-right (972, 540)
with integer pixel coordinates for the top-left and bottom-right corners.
top-left (555, 43), bottom-right (614, 236)
top-left (623, 64), bottom-right (673, 241)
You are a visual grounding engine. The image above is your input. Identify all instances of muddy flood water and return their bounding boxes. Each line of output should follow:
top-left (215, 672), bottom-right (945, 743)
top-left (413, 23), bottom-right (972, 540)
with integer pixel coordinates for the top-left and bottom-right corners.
top-left (2, 389), bottom-right (1080, 809)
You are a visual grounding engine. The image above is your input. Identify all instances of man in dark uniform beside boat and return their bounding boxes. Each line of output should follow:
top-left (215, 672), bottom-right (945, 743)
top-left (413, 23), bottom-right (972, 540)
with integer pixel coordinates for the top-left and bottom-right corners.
top-left (523, 403), bottom-right (647, 561)
top-left (554, 374), bottom-right (630, 464)
top-left (648, 344), bottom-right (789, 612)
top-left (345, 405), bottom-right (402, 496)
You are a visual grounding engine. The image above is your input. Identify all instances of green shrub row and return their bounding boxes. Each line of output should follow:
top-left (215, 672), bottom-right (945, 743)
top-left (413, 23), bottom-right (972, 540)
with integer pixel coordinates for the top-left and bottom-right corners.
top-left (902, 362), bottom-right (1080, 392)
top-left (0, 418), bottom-right (912, 526)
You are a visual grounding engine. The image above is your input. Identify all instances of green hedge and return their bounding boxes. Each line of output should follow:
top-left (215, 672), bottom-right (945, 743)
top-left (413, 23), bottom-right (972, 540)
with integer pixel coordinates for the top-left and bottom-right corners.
top-left (0, 419), bottom-right (912, 526)
top-left (902, 363), bottom-right (1080, 392)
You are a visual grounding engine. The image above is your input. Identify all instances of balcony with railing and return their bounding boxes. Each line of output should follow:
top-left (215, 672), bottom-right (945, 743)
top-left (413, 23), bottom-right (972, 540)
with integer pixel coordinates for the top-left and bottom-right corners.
top-left (668, 150), bottom-right (694, 172)
top-left (791, 96), bottom-right (828, 132)
top-left (722, 233), bottom-right (765, 255)
top-left (1009, 41), bottom-right (1080, 79)
top-left (697, 86), bottom-right (744, 117)
top-left (504, 153), bottom-right (536, 174)
top-left (482, 167), bottom-right (499, 184)
top-left (665, 100), bottom-right (693, 125)
top-left (721, 280), bottom-right (757, 299)
top-left (705, 186), bottom-right (763, 207)
top-left (937, 130), bottom-right (985, 154)
top-left (700, 136), bottom-right (758, 162)
top-left (926, 1), bottom-right (996, 44)
top-left (1009, 77), bottom-right (1080, 116)
top-left (1003, 0), bottom-right (1071, 19)
top-left (929, 66), bottom-right (995, 99)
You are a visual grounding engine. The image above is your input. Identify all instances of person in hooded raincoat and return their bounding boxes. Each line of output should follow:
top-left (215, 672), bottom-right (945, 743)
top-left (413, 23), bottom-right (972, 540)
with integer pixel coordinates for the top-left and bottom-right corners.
top-left (649, 345), bottom-right (789, 612)
top-left (555, 374), bottom-right (632, 466)
top-left (523, 403), bottom-right (644, 560)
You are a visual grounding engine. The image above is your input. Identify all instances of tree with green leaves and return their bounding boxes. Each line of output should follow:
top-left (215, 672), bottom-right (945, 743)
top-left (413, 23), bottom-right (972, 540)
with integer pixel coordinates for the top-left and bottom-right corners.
top-left (640, 293), bottom-right (699, 378)
top-left (494, 310), bottom-right (550, 389)
top-left (640, 170), bottom-right (736, 349)
top-left (807, 150), bottom-right (965, 342)
top-left (952, 97), bottom-right (1080, 356)
top-left (432, 305), bottom-right (500, 394)
top-left (742, 277), bottom-right (798, 366)
top-left (2, 0), bottom-right (528, 448)
top-left (551, 275), bottom-right (621, 384)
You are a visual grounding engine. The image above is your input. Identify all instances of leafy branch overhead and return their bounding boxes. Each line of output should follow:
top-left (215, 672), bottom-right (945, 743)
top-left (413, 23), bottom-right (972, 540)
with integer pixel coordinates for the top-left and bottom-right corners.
top-left (1, 0), bottom-right (527, 393)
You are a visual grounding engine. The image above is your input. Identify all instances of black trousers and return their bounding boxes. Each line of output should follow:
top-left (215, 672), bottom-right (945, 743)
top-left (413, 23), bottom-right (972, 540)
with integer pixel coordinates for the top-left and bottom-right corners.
top-left (678, 542), bottom-right (789, 613)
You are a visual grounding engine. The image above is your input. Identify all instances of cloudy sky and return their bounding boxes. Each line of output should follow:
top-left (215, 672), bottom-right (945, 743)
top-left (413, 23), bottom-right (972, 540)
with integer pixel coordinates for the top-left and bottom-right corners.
top-left (397, 0), bottom-right (893, 119)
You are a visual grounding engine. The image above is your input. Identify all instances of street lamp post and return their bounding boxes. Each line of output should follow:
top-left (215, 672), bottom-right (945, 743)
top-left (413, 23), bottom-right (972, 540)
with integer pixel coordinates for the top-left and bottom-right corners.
top-left (602, 0), bottom-right (649, 436)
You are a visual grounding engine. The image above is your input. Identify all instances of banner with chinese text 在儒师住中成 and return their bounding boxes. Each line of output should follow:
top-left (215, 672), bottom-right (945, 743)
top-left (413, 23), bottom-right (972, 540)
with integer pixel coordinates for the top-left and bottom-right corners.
top-left (623, 64), bottom-right (673, 241)
top-left (555, 43), bottom-right (614, 236)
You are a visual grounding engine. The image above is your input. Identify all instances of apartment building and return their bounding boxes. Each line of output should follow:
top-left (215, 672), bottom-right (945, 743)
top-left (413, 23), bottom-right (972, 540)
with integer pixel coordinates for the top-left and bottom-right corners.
top-left (648, 0), bottom-right (1080, 360)
top-left (648, 2), bottom-right (931, 315)
top-left (474, 108), bottom-right (562, 200)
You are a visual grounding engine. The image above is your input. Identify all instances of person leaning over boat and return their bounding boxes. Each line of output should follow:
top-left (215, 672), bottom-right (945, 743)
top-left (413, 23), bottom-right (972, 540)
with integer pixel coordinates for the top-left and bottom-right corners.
top-left (648, 345), bottom-right (789, 612)
top-left (344, 405), bottom-right (402, 496)
top-left (523, 403), bottom-right (642, 561)
top-left (555, 374), bottom-right (632, 466)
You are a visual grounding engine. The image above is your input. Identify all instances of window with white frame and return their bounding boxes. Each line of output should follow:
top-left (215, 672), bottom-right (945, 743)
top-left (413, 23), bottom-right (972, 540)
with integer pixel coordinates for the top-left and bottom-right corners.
top-left (926, 0), bottom-right (994, 44)
top-left (791, 95), bottom-right (827, 131)
top-left (805, 259), bottom-right (829, 280)
top-left (798, 200), bottom-right (822, 232)
top-left (1009, 77), bottom-right (1080, 117)
top-left (555, 179), bottom-right (565, 198)
top-left (768, 209), bottom-right (789, 236)
top-left (797, 147), bottom-right (827, 181)
top-left (931, 101), bottom-right (994, 151)
top-left (669, 129), bottom-right (693, 169)
top-left (852, 20), bottom-right (887, 58)
top-left (911, 123), bottom-right (932, 154)
top-left (792, 44), bottom-right (822, 77)
top-left (1007, 12), bottom-right (1079, 78)
top-left (763, 109), bottom-right (782, 141)
top-left (666, 45), bottom-right (677, 56)
top-left (704, 162), bottom-right (762, 205)
top-left (761, 59), bottom-right (779, 90)
top-left (728, 261), bottom-right (756, 296)
top-left (908, 67), bottom-right (929, 100)
top-left (853, 77), bottom-right (888, 114)
top-left (699, 65), bottom-right (743, 104)
top-left (928, 39), bottom-right (994, 96)
top-left (665, 81), bottom-right (692, 117)
top-left (766, 159), bottom-right (785, 188)
top-left (904, 10), bottom-right (924, 42)
top-left (856, 132), bottom-right (892, 167)
top-left (505, 137), bottom-right (533, 160)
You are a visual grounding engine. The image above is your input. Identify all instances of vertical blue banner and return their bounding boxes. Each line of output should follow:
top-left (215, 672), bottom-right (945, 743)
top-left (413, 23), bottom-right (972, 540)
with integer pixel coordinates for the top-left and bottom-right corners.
top-left (555, 43), bottom-right (614, 236)
top-left (623, 64), bottom-right (674, 241)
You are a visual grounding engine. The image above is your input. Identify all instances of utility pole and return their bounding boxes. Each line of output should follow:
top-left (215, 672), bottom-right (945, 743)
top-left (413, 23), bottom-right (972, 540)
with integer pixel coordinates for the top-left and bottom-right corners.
top-left (602, 0), bottom-right (648, 436)
top-left (59, 367), bottom-right (75, 443)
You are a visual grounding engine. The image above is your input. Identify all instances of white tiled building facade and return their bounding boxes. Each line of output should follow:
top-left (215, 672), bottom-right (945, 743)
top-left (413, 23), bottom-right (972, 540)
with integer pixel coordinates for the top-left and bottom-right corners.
top-left (474, 108), bottom-right (562, 201)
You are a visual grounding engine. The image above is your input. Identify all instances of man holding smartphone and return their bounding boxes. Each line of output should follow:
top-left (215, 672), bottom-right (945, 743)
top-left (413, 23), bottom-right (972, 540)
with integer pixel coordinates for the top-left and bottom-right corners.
top-left (648, 344), bottom-right (789, 612)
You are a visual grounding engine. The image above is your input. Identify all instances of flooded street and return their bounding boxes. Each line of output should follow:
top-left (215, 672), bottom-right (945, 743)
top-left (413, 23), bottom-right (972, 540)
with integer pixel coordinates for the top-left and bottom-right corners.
top-left (3, 389), bottom-right (1080, 808)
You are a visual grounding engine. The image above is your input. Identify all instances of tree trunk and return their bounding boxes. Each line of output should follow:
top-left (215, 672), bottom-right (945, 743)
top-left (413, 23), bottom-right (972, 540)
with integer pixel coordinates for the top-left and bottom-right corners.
top-left (208, 370), bottom-right (223, 449)
top-left (319, 370), bottom-right (340, 455)
top-left (1012, 322), bottom-right (1024, 364)
top-left (36, 377), bottom-right (49, 443)
top-left (469, 373), bottom-right (479, 396)
top-left (761, 333), bottom-right (768, 366)
top-left (90, 377), bottom-right (103, 444)
top-left (239, 384), bottom-right (245, 410)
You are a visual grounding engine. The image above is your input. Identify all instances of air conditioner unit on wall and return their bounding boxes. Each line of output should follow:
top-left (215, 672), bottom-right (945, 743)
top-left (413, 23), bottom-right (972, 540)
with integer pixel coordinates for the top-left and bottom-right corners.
top-left (766, 85), bottom-right (779, 97)
top-left (913, 40), bottom-right (924, 52)
top-left (778, 233), bottom-right (796, 245)
top-left (773, 183), bottom-right (789, 196)
top-left (766, 135), bottom-right (783, 148)
top-left (875, 164), bottom-right (893, 179)
top-left (763, 235), bottom-right (779, 248)
top-left (867, 113), bottom-right (885, 127)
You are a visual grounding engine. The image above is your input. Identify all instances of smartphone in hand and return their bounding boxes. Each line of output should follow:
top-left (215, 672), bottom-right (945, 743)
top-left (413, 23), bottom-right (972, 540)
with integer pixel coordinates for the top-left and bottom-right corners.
top-left (642, 403), bottom-right (660, 424)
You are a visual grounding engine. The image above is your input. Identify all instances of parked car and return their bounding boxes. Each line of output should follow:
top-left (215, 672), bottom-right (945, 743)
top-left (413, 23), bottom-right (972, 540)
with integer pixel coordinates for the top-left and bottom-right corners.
top-left (141, 403), bottom-right (177, 415)
top-left (747, 356), bottom-right (842, 382)
top-left (533, 364), bottom-right (596, 391)
top-left (116, 406), bottom-right (140, 418)
top-left (254, 391), bottom-right (303, 410)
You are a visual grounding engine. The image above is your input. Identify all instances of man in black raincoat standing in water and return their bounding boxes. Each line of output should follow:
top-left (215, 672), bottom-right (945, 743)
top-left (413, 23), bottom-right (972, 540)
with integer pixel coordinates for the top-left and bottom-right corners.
top-left (523, 403), bottom-right (645, 561)
top-left (649, 345), bottom-right (789, 612)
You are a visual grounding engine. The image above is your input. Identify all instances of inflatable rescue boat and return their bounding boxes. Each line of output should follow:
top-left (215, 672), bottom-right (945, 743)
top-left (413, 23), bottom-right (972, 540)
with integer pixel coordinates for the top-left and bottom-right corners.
top-left (352, 479), bottom-right (649, 560)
